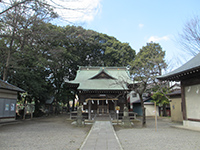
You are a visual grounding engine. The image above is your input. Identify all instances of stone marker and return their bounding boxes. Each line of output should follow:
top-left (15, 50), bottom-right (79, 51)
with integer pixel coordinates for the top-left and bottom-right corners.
top-left (122, 105), bottom-right (132, 127)
top-left (76, 105), bottom-right (84, 126)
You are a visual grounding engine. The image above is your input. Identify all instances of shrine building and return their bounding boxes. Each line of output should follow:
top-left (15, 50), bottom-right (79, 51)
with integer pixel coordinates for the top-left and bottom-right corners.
top-left (65, 66), bottom-right (134, 120)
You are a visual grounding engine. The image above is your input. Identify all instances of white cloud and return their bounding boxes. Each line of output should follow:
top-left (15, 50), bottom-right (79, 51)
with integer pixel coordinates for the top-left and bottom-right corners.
top-left (138, 23), bottom-right (144, 28)
top-left (147, 35), bottom-right (170, 42)
top-left (47, 0), bottom-right (102, 23)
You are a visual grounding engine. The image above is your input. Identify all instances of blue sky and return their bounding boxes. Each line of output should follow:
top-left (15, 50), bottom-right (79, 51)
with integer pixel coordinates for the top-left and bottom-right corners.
top-left (80, 0), bottom-right (200, 72)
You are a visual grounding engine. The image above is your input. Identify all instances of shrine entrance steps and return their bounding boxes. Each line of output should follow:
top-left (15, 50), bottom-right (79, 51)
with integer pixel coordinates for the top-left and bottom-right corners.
top-left (95, 113), bottom-right (111, 121)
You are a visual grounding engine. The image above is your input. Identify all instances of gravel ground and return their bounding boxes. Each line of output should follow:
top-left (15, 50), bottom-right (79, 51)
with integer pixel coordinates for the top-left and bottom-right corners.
top-left (115, 117), bottom-right (200, 150)
top-left (0, 114), bottom-right (91, 150)
top-left (1, 115), bottom-right (200, 150)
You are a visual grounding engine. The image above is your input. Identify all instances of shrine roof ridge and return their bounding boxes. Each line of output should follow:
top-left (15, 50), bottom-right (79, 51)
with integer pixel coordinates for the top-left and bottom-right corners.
top-left (78, 66), bottom-right (128, 70)
top-left (65, 66), bottom-right (134, 90)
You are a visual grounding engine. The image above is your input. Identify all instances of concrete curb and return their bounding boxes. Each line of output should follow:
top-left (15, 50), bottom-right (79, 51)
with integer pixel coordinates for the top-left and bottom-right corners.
top-left (79, 121), bottom-right (95, 150)
top-left (110, 121), bottom-right (123, 150)
top-left (171, 125), bottom-right (200, 132)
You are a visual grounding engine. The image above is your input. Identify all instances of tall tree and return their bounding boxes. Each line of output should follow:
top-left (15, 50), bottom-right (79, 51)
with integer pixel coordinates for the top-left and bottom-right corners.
top-left (0, 0), bottom-right (57, 81)
top-left (102, 37), bottom-right (135, 67)
top-left (131, 42), bottom-right (167, 126)
top-left (46, 25), bottom-right (136, 103)
top-left (1, 17), bottom-right (136, 114)
top-left (56, 25), bottom-right (136, 77)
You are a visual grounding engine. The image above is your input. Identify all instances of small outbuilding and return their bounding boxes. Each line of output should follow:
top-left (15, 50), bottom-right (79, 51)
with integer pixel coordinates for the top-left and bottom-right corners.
top-left (132, 97), bottom-right (159, 117)
top-left (167, 90), bottom-right (183, 122)
top-left (157, 53), bottom-right (200, 128)
top-left (0, 79), bottom-right (24, 122)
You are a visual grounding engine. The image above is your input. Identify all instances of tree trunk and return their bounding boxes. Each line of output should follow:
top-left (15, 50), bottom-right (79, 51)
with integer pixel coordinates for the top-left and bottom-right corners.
top-left (3, 18), bottom-right (16, 81)
top-left (23, 106), bottom-right (26, 120)
top-left (139, 94), bottom-right (146, 126)
top-left (67, 100), bottom-right (70, 112)
top-left (3, 48), bottom-right (11, 81)
top-left (163, 104), bottom-right (167, 116)
top-left (23, 97), bottom-right (26, 120)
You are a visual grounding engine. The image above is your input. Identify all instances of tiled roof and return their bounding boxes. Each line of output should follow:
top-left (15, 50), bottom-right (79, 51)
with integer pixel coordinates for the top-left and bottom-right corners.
top-left (0, 79), bottom-right (24, 92)
top-left (65, 66), bottom-right (134, 90)
top-left (132, 97), bottom-right (152, 104)
top-left (157, 52), bottom-right (200, 81)
top-left (167, 90), bottom-right (181, 96)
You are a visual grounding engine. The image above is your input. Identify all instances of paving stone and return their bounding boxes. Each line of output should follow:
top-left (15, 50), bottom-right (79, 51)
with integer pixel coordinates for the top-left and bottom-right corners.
top-left (80, 121), bottom-right (122, 150)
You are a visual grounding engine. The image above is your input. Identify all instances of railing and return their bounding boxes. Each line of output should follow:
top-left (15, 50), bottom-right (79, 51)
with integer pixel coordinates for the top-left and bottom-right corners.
top-left (118, 112), bottom-right (137, 120)
top-left (70, 111), bottom-right (89, 120)
top-left (70, 111), bottom-right (137, 120)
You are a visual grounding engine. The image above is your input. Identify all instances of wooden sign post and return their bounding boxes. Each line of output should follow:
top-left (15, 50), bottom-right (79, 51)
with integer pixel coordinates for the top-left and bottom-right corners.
top-left (115, 106), bottom-right (120, 125)
top-left (154, 102), bottom-right (157, 131)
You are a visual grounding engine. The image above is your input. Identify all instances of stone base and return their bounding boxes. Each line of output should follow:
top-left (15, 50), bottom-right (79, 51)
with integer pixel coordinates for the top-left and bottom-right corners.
top-left (183, 120), bottom-right (200, 128)
top-left (0, 118), bottom-right (15, 123)
top-left (76, 116), bottom-right (85, 127)
top-left (122, 116), bottom-right (132, 128)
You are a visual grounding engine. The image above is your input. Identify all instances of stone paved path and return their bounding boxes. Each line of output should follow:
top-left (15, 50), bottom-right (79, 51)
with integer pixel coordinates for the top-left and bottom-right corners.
top-left (80, 121), bottom-right (123, 150)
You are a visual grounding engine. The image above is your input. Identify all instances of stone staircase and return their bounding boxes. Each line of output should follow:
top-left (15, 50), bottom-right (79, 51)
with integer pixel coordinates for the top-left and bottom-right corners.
top-left (95, 113), bottom-right (111, 121)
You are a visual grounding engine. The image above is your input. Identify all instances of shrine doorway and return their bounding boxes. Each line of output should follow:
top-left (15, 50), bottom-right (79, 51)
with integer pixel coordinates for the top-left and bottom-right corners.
top-left (85, 98), bottom-right (118, 119)
top-left (97, 100), bottom-right (109, 115)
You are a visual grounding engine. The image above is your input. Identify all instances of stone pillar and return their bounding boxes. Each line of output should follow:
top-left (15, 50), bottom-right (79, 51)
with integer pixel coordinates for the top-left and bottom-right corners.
top-left (88, 100), bottom-right (91, 120)
top-left (114, 100), bottom-right (117, 120)
top-left (122, 105), bottom-right (132, 127)
top-left (76, 105), bottom-right (84, 126)
top-left (123, 105), bottom-right (129, 117)
top-left (97, 100), bottom-right (99, 114)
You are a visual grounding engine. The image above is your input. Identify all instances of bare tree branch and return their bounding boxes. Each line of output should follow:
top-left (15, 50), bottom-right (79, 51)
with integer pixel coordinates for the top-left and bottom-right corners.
top-left (178, 16), bottom-right (200, 56)
top-left (1, 0), bottom-right (27, 15)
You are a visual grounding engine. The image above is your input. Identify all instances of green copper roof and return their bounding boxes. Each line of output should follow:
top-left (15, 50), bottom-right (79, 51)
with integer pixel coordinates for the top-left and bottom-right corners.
top-left (66, 66), bottom-right (133, 90)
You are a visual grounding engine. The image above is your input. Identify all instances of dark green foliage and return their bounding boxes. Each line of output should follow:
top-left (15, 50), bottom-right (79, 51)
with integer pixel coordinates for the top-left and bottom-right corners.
top-left (0, 3), bottom-right (136, 112)
top-left (131, 42), bottom-right (167, 94)
top-left (151, 89), bottom-right (169, 105)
